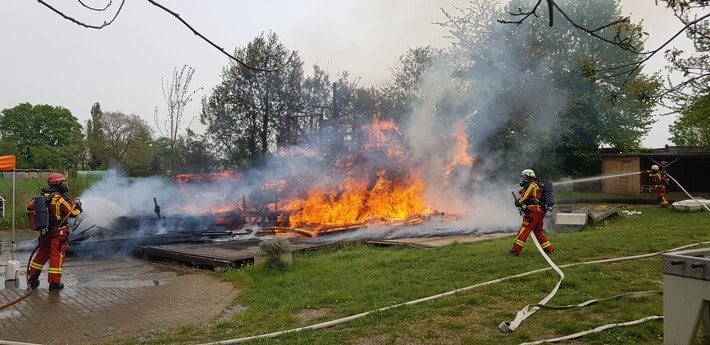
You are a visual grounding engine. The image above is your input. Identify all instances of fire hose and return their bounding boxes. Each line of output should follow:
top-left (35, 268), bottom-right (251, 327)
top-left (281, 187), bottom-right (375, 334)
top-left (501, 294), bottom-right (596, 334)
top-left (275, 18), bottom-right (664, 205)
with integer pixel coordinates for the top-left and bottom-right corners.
top-left (666, 173), bottom-right (710, 213)
top-left (196, 240), bottom-right (710, 345)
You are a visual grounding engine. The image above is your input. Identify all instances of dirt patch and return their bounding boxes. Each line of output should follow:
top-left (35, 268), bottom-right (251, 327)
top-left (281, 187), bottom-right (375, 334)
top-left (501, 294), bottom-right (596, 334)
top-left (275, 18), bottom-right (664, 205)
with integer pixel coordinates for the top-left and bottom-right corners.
top-left (215, 303), bottom-right (247, 323)
top-left (294, 307), bottom-right (331, 323)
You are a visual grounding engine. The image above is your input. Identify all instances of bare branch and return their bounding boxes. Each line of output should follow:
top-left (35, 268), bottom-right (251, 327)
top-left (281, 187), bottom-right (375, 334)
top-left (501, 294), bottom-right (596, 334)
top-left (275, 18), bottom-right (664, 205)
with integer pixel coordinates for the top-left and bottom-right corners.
top-left (78, 0), bottom-right (112, 11)
top-left (36, 0), bottom-right (296, 73)
top-left (37, 0), bottom-right (124, 29)
top-left (497, 0), bottom-right (544, 25)
top-left (145, 0), bottom-right (295, 73)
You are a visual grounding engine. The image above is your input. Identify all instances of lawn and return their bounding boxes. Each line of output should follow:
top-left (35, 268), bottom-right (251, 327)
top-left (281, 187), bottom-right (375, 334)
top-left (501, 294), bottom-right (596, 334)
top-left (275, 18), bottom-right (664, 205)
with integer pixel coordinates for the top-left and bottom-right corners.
top-left (110, 204), bottom-right (710, 345)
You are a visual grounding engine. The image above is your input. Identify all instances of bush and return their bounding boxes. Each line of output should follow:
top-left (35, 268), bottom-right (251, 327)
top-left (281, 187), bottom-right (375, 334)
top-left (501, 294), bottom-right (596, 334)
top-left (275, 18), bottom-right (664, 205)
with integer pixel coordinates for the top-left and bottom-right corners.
top-left (257, 236), bottom-right (292, 269)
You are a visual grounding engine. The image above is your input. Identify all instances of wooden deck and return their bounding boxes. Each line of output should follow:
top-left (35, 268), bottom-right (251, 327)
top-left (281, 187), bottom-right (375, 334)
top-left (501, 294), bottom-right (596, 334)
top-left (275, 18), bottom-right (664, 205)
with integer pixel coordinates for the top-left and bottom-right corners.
top-left (138, 239), bottom-right (322, 268)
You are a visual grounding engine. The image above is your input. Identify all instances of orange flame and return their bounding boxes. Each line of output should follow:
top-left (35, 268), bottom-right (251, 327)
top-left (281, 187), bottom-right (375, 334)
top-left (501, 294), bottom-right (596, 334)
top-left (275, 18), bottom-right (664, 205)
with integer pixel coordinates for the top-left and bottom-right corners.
top-left (444, 119), bottom-right (475, 185)
top-left (281, 115), bottom-right (434, 230)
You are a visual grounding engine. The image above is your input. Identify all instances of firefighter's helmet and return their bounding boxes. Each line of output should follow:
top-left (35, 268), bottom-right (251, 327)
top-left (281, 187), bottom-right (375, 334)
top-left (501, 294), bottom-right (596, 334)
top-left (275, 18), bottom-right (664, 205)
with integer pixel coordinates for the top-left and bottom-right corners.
top-left (651, 164), bottom-right (660, 171)
top-left (47, 173), bottom-right (66, 186)
top-left (47, 173), bottom-right (70, 193)
top-left (521, 169), bottom-right (536, 178)
top-left (519, 169), bottom-right (536, 187)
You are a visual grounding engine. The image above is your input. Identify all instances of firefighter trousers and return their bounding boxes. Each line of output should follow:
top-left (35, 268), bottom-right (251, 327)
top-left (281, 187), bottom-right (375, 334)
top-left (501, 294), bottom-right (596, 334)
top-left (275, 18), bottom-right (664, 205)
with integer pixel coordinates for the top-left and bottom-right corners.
top-left (656, 184), bottom-right (669, 208)
top-left (28, 228), bottom-right (69, 284)
top-left (511, 211), bottom-right (553, 255)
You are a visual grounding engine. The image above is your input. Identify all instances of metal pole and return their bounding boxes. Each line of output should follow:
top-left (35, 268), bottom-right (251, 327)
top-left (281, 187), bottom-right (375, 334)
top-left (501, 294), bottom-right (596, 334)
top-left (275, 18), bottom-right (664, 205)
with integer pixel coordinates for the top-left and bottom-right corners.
top-left (11, 169), bottom-right (15, 260)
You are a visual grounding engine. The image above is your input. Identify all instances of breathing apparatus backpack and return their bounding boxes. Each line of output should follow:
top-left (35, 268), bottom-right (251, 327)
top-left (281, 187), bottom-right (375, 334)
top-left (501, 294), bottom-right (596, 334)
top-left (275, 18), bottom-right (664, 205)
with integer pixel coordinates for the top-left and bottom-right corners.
top-left (26, 193), bottom-right (55, 232)
top-left (540, 180), bottom-right (555, 211)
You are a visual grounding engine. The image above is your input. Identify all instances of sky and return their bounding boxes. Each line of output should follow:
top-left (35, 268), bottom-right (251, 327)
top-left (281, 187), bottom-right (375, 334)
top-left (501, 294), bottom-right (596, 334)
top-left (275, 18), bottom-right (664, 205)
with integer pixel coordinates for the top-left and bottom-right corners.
top-left (0, 0), bottom-right (696, 148)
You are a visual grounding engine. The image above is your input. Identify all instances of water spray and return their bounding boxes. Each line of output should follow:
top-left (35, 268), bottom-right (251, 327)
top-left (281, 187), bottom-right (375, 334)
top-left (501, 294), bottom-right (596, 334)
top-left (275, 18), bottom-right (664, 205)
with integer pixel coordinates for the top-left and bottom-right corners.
top-left (552, 171), bottom-right (644, 186)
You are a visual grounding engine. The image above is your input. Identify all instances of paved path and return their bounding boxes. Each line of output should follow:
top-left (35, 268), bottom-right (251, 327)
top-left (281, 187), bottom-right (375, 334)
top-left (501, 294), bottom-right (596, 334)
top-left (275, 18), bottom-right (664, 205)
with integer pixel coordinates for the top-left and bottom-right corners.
top-left (0, 253), bottom-right (236, 345)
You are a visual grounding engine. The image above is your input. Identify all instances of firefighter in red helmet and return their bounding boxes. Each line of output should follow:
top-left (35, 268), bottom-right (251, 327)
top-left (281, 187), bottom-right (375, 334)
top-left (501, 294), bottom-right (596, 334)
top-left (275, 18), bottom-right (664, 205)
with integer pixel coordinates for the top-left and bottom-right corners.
top-left (648, 164), bottom-right (669, 208)
top-left (509, 169), bottom-right (553, 256)
top-left (26, 173), bottom-right (82, 291)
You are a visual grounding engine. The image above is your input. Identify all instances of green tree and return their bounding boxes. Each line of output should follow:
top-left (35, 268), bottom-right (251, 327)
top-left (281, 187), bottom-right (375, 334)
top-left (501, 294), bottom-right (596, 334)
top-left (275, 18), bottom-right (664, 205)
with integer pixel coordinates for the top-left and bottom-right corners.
top-left (201, 32), bottom-right (304, 168)
top-left (101, 111), bottom-right (155, 176)
top-left (178, 129), bottom-right (220, 173)
top-left (438, 0), bottom-right (658, 177)
top-left (153, 129), bottom-right (219, 174)
top-left (670, 91), bottom-right (710, 147)
top-left (661, 0), bottom-right (709, 132)
top-left (0, 103), bottom-right (83, 170)
top-left (380, 46), bottom-right (441, 124)
top-left (280, 64), bottom-right (332, 149)
top-left (85, 102), bottom-right (106, 170)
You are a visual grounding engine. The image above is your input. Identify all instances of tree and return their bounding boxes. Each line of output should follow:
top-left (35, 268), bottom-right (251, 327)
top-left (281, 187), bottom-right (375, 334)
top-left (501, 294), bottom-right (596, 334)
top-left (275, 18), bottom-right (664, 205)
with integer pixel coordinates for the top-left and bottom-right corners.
top-left (177, 129), bottom-right (220, 173)
top-left (152, 129), bottom-right (220, 174)
top-left (0, 103), bottom-right (83, 170)
top-left (85, 102), bottom-right (106, 170)
top-left (669, 91), bottom-right (710, 147)
top-left (662, 1), bottom-right (710, 109)
top-left (437, 0), bottom-right (659, 177)
top-left (496, 0), bottom-right (708, 103)
top-left (201, 32), bottom-right (304, 168)
top-left (100, 111), bottom-right (155, 176)
top-left (155, 65), bottom-right (201, 173)
top-left (380, 46), bottom-right (441, 125)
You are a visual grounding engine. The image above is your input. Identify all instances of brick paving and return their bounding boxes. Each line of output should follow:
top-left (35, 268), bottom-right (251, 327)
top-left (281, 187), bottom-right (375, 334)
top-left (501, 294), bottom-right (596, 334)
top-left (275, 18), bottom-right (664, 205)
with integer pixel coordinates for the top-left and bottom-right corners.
top-left (0, 254), bottom-right (236, 345)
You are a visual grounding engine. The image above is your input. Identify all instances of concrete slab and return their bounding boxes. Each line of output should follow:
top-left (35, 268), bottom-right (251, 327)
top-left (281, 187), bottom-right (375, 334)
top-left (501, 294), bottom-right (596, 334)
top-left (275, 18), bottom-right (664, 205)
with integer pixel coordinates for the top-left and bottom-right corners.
top-left (551, 204), bottom-right (622, 232)
top-left (588, 205), bottom-right (622, 223)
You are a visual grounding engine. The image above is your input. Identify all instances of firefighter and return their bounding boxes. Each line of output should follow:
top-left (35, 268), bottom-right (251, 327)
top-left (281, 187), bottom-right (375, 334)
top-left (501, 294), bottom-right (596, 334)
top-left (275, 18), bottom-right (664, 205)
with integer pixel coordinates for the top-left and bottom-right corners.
top-left (648, 164), bottom-right (669, 208)
top-left (26, 173), bottom-right (82, 291)
top-left (509, 169), bottom-right (553, 256)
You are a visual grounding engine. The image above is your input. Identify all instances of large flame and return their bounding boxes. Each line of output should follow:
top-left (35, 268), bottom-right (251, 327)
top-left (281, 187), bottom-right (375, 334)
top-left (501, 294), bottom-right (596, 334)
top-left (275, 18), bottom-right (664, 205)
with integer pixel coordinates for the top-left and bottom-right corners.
top-left (280, 115), bottom-right (436, 231)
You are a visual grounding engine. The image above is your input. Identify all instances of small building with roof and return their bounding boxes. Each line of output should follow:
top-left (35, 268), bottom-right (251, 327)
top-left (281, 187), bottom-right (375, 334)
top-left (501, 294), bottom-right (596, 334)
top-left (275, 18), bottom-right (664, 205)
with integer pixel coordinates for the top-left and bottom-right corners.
top-left (601, 146), bottom-right (710, 195)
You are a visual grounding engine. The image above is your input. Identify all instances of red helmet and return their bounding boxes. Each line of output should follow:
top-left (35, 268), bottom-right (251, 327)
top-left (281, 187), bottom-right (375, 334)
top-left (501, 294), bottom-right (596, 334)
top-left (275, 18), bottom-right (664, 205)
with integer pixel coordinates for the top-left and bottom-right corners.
top-left (47, 173), bottom-right (66, 186)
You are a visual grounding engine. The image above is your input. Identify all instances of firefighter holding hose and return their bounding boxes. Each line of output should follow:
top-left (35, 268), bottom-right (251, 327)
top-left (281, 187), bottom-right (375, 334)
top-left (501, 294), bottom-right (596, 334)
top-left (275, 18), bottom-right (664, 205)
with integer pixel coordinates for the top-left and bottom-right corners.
top-left (647, 164), bottom-right (669, 208)
top-left (509, 169), bottom-right (554, 256)
top-left (26, 173), bottom-right (82, 291)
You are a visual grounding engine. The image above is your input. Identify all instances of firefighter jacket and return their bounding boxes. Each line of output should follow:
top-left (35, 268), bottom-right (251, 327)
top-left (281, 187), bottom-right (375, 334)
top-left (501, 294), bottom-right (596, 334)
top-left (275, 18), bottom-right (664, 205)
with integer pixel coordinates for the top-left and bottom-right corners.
top-left (649, 171), bottom-right (669, 186)
top-left (27, 192), bottom-right (81, 232)
top-left (517, 181), bottom-right (545, 214)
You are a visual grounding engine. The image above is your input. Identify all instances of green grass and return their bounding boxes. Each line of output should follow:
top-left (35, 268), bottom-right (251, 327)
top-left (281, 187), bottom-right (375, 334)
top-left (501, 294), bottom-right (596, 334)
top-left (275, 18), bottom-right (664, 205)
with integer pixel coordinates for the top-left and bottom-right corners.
top-left (110, 205), bottom-right (710, 345)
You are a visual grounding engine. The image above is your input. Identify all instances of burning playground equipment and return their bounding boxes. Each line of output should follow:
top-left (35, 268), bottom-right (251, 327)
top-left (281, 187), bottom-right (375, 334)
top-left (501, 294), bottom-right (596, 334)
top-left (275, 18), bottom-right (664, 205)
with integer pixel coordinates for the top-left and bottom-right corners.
top-left (62, 115), bottom-right (479, 256)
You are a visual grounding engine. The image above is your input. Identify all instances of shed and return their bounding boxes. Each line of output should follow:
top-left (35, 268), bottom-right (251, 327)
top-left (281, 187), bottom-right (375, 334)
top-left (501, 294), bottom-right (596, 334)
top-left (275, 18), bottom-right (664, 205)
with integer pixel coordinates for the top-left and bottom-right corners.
top-left (601, 146), bottom-right (710, 194)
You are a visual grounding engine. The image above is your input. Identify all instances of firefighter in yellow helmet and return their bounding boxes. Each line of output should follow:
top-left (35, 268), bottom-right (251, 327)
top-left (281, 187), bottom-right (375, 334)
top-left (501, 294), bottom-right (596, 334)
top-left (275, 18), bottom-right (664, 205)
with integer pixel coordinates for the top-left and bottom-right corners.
top-left (509, 169), bottom-right (554, 256)
top-left (648, 164), bottom-right (669, 208)
top-left (26, 173), bottom-right (82, 291)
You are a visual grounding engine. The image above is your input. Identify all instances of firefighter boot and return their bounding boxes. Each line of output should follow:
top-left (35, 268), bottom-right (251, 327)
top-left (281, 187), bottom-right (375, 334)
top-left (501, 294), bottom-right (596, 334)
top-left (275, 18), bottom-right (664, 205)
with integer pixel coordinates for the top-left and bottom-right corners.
top-left (28, 271), bottom-right (40, 289)
top-left (48, 283), bottom-right (64, 291)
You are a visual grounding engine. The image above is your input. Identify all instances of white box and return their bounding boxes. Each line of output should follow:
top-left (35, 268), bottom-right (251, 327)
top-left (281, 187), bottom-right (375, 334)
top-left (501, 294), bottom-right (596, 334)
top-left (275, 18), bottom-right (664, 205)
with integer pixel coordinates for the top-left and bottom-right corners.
top-left (554, 213), bottom-right (588, 225)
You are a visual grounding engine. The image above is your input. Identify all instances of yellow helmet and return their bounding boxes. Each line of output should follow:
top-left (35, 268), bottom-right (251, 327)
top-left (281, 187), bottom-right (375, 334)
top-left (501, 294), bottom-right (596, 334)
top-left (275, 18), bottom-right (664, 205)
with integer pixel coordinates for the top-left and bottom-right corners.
top-left (651, 164), bottom-right (659, 171)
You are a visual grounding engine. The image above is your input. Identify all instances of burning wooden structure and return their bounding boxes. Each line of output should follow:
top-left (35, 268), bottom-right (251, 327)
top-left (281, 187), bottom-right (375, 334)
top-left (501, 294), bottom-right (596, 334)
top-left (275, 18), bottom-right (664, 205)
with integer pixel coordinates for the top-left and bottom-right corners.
top-left (64, 115), bottom-right (476, 257)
